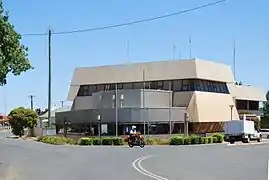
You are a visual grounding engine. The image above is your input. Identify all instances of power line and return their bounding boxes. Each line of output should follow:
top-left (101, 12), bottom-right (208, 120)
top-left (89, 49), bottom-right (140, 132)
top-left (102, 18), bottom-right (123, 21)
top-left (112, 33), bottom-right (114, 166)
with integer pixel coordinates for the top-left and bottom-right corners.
top-left (22, 0), bottom-right (227, 37)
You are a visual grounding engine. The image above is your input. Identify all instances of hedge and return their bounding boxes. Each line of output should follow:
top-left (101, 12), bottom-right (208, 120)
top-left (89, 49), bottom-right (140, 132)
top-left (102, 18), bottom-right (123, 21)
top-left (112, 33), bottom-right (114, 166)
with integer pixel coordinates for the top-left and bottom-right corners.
top-left (38, 133), bottom-right (224, 146)
top-left (169, 134), bottom-right (224, 145)
top-left (37, 136), bottom-right (76, 145)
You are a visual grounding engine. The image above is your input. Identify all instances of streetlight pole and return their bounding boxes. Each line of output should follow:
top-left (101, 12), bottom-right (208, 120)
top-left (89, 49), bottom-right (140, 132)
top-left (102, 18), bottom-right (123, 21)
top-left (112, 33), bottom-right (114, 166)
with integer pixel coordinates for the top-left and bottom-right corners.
top-left (168, 81), bottom-right (172, 135)
top-left (97, 114), bottom-right (101, 142)
top-left (48, 28), bottom-right (52, 127)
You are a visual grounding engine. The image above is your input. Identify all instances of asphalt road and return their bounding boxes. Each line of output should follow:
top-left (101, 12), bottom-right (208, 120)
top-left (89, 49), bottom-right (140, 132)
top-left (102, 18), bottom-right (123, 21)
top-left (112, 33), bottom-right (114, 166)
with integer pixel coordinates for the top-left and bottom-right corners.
top-left (1, 132), bottom-right (269, 180)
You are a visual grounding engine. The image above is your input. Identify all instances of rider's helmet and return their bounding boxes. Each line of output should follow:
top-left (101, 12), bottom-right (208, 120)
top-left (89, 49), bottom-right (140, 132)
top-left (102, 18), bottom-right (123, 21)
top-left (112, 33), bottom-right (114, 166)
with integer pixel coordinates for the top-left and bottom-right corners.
top-left (132, 125), bottom-right (136, 130)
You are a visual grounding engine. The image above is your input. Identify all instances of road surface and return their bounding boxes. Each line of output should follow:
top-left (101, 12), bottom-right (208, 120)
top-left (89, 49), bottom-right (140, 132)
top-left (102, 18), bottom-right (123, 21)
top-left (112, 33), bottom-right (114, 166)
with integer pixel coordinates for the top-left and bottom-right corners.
top-left (1, 132), bottom-right (269, 180)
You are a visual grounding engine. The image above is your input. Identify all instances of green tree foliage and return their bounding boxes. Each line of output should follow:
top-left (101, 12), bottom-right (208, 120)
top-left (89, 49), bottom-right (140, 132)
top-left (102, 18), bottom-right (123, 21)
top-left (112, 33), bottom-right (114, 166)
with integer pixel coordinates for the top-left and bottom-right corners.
top-left (0, 0), bottom-right (32, 85)
top-left (262, 91), bottom-right (269, 118)
top-left (8, 107), bottom-right (38, 137)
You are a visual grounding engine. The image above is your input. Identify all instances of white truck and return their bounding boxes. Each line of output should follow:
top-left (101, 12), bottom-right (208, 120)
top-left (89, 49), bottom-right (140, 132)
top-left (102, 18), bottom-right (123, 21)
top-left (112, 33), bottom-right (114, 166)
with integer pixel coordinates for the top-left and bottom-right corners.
top-left (224, 120), bottom-right (261, 144)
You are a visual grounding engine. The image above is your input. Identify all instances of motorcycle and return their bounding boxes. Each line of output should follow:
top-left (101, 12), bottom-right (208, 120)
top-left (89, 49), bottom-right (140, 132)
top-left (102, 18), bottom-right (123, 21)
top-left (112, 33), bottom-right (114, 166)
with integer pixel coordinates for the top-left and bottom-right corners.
top-left (126, 133), bottom-right (145, 148)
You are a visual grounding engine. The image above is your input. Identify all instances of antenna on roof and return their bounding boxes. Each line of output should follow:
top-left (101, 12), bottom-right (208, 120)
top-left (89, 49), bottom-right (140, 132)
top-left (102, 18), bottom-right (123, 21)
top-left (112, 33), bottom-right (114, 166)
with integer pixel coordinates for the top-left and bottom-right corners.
top-left (189, 36), bottom-right (192, 59)
top-left (233, 38), bottom-right (236, 82)
top-left (127, 40), bottom-right (130, 65)
top-left (173, 44), bottom-right (177, 60)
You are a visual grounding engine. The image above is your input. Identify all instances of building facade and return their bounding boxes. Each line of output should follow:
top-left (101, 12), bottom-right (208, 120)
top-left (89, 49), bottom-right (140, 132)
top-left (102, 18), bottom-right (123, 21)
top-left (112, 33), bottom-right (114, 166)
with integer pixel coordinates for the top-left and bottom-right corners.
top-left (56, 58), bottom-right (266, 134)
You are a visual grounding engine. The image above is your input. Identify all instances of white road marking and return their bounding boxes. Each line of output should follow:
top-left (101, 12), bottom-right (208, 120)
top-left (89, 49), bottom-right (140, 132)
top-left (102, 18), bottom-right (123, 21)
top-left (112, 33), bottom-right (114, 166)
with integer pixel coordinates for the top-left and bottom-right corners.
top-left (132, 155), bottom-right (168, 180)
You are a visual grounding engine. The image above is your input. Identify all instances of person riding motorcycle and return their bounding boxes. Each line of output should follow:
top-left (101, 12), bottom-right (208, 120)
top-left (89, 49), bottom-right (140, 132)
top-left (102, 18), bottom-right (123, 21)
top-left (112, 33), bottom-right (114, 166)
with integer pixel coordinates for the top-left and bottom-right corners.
top-left (129, 125), bottom-right (137, 142)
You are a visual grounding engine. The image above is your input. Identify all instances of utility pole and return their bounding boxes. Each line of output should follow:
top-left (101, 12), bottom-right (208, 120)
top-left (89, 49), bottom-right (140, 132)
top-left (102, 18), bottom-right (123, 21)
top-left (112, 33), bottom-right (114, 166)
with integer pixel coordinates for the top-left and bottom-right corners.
top-left (28, 95), bottom-right (35, 110)
top-left (60, 101), bottom-right (64, 107)
top-left (48, 28), bottom-right (52, 127)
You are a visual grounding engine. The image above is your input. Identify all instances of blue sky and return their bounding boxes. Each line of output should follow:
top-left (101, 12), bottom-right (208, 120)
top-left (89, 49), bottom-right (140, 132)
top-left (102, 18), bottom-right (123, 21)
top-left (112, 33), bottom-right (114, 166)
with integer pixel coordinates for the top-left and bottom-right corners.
top-left (0, 0), bottom-right (268, 114)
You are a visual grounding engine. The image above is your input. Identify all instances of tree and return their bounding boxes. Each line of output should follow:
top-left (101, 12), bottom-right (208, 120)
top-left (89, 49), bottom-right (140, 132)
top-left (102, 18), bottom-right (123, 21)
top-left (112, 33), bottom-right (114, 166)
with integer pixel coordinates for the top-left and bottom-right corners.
top-left (8, 107), bottom-right (38, 137)
top-left (0, 0), bottom-right (32, 85)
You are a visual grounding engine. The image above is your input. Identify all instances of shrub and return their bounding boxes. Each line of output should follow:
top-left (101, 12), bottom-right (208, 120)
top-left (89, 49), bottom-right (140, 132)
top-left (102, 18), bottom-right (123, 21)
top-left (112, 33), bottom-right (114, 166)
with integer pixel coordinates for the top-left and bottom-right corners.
top-left (212, 136), bottom-right (218, 143)
top-left (37, 136), bottom-right (76, 145)
top-left (78, 138), bottom-right (93, 145)
top-left (92, 138), bottom-right (102, 145)
top-left (190, 136), bottom-right (200, 144)
top-left (112, 137), bottom-right (124, 145)
top-left (184, 137), bottom-right (191, 145)
top-left (212, 133), bottom-right (224, 143)
top-left (202, 137), bottom-right (208, 144)
top-left (102, 138), bottom-right (113, 145)
top-left (207, 137), bottom-right (213, 144)
top-left (170, 136), bottom-right (184, 145)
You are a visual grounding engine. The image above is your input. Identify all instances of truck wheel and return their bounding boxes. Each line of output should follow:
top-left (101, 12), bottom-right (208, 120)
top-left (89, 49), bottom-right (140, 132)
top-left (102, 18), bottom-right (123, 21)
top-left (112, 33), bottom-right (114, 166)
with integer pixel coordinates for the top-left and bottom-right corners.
top-left (243, 138), bottom-right (249, 143)
top-left (257, 136), bottom-right (262, 142)
top-left (230, 140), bottom-right (235, 144)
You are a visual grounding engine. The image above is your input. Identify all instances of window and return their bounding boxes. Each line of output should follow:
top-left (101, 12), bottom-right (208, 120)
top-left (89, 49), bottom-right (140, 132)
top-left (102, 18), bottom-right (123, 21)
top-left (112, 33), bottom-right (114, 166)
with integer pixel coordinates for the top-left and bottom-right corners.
top-left (77, 85), bottom-right (90, 96)
top-left (163, 80), bottom-right (171, 90)
top-left (212, 82), bottom-right (218, 92)
top-left (150, 81), bottom-right (157, 89)
top-left (97, 84), bottom-right (105, 92)
top-left (156, 81), bottom-right (163, 89)
top-left (110, 84), bottom-right (116, 90)
top-left (89, 85), bottom-right (97, 95)
top-left (182, 80), bottom-right (190, 91)
top-left (123, 83), bottom-right (133, 89)
top-left (249, 101), bottom-right (259, 110)
top-left (117, 83), bottom-right (123, 89)
top-left (194, 80), bottom-right (201, 91)
top-left (173, 80), bottom-right (182, 91)
top-left (189, 80), bottom-right (195, 91)
top-left (236, 100), bottom-right (247, 110)
top-left (134, 82), bottom-right (143, 89)
top-left (145, 82), bottom-right (150, 89)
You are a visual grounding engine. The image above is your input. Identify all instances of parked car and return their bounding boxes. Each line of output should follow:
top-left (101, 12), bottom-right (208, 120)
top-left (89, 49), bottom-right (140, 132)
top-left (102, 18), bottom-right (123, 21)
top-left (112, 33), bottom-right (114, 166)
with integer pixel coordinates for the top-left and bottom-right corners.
top-left (260, 129), bottom-right (269, 139)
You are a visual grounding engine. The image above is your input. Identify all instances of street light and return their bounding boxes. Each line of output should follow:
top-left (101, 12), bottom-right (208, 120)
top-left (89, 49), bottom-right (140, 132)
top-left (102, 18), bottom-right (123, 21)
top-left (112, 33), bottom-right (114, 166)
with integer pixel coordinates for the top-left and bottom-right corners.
top-left (229, 104), bottom-right (234, 121)
top-left (97, 114), bottom-right (101, 141)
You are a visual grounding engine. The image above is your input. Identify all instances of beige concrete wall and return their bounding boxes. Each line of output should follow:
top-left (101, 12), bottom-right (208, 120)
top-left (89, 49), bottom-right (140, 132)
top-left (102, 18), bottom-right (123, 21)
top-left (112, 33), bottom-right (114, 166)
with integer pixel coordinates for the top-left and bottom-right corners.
top-left (187, 92), bottom-right (239, 122)
top-left (227, 83), bottom-right (266, 101)
top-left (67, 59), bottom-right (235, 101)
top-left (173, 91), bottom-right (193, 107)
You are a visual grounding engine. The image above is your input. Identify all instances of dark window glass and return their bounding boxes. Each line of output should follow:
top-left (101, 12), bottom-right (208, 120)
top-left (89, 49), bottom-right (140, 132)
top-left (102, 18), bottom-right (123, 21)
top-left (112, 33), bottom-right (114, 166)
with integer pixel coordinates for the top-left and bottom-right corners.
top-left (173, 80), bottom-right (182, 91)
top-left (189, 80), bottom-right (195, 91)
top-left (134, 82), bottom-right (143, 89)
top-left (163, 80), bottom-right (171, 90)
top-left (249, 101), bottom-right (259, 110)
top-left (182, 80), bottom-right (189, 91)
top-left (194, 80), bottom-right (201, 91)
top-left (236, 100), bottom-right (247, 110)
top-left (150, 81), bottom-right (157, 89)
top-left (212, 82), bottom-right (218, 92)
top-left (201, 80), bottom-right (208, 91)
top-left (117, 83), bottom-right (123, 89)
top-left (110, 84), bottom-right (116, 90)
top-left (215, 82), bottom-right (222, 93)
top-left (89, 85), bottom-right (97, 94)
top-left (123, 83), bottom-right (133, 89)
top-left (97, 84), bottom-right (105, 92)
top-left (156, 81), bottom-right (163, 89)
top-left (145, 82), bottom-right (150, 89)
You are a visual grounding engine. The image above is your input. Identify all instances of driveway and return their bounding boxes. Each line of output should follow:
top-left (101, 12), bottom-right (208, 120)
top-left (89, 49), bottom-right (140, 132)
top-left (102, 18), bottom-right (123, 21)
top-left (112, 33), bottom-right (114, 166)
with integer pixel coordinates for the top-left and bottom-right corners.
top-left (0, 132), bottom-right (268, 180)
